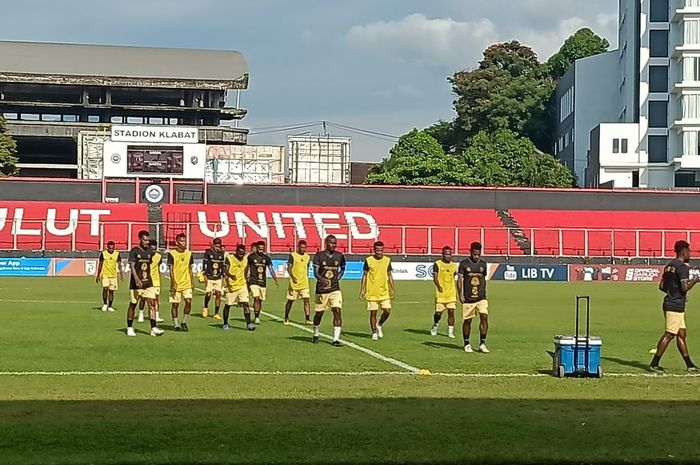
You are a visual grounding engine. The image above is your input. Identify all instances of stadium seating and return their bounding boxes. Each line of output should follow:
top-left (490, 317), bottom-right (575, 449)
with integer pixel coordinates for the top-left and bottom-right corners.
top-left (510, 210), bottom-right (699, 257)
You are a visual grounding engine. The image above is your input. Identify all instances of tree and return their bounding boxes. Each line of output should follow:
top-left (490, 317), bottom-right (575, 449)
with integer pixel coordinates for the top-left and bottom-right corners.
top-left (366, 130), bottom-right (476, 186)
top-left (450, 41), bottom-right (554, 153)
top-left (0, 115), bottom-right (19, 177)
top-left (546, 28), bottom-right (610, 80)
top-left (462, 130), bottom-right (575, 188)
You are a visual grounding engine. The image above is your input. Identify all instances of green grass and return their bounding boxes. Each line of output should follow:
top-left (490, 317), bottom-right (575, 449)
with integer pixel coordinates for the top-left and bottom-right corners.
top-left (0, 277), bottom-right (699, 465)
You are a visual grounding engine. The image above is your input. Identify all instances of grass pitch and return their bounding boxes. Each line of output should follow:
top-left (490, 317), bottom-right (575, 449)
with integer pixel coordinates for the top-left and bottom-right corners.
top-left (0, 277), bottom-right (699, 465)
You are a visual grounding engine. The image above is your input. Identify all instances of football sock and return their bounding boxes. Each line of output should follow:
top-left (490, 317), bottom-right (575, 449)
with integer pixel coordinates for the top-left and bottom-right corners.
top-left (244, 311), bottom-right (251, 325)
top-left (333, 326), bottom-right (341, 341)
top-left (433, 313), bottom-right (441, 324)
top-left (150, 319), bottom-right (156, 329)
top-left (448, 326), bottom-right (454, 335)
top-left (480, 334), bottom-right (487, 345)
top-left (214, 305), bottom-right (220, 315)
top-left (182, 314), bottom-right (189, 324)
top-left (108, 299), bottom-right (114, 308)
top-left (103, 296), bottom-right (107, 305)
top-left (173, 317), bottom-right (179, 327)
top-left (651, 355), bottom-right (661, 366)
top-left (127, 319), bottom-right (133, 328)
top-left (223, 306), bottom-right (230, 325)
top-left (464, 337), bottom-right (470, 347)
top-left (683, 356), bottom-right (695, 368)
top-left (204, 295), bottom-right (211, 308)
top-left (313, 326), bottom-right (320, 337)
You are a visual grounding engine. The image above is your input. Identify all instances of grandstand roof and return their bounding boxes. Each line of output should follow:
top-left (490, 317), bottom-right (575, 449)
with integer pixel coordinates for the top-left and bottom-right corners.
top-left (0, 41), bottom-right (248, 89)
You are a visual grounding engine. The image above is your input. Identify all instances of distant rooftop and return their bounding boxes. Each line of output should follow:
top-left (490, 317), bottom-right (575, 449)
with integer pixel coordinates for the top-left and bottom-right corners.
top-left (0, 41), bottom-right (248, 89)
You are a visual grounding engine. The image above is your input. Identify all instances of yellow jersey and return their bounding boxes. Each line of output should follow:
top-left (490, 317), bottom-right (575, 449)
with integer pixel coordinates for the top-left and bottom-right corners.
top-left (151, 252), bottom-right (162, 288)
top-left (167, 249), bottom-right (193, 291)
top-left (434, 259), bottom-right (457, 303)
top-left (288, 252), bottom-right (310, 291)
top-left (225, 254), bottom-right (247, 291)
top-left (363, 255), bottom-right (392, 301)
top-left (99, 250), bottom-right (120, 278)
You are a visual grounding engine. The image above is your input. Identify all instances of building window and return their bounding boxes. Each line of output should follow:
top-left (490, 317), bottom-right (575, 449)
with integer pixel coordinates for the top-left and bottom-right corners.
top-left (648, 135), bottom-right (668, 162)
top-left (682, 131), bottom-right (700, 155)
top-left (685, 20), bottom-right (700, 44)
top-left (650, 0), bottom-right (669, 22)
top-left (613, 139), bottom-right (620, 153)
top-left (559, 87), bottom-right (574, 122)
top-left (649, 66), bottom-right (669, 92)
top-left (649, 100), bottom-right (668, 127)
top-left (681, 94), bottom-right (700, 119)
top-left (632, 170), bottom-right (640, 188)
top-left (564, 132), bottom-right (570, 148)
top-left (621, 138), bottom-right (629, 153)
top-left (675, 171), bottom-right (697, 187)
top-left (650, 30), bottom-right (669, 57)
top-left (683, 57), bottom-right (700, 81)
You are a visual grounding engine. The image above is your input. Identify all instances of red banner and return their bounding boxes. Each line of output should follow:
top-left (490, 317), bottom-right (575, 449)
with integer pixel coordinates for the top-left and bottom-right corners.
top-left (568, 264), bottom-right (664, 282)
top-left (161, 204), bottom-right (501, 254)
top-left (0, 202), bottom-right (149, 250)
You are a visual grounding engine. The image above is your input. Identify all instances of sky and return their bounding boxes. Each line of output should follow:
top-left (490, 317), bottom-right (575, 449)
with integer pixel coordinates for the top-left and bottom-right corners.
top-left (0, 0), bottom-right (618, 161)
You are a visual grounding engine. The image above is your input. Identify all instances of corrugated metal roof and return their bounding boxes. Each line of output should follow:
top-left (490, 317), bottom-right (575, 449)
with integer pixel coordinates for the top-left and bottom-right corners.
top-left (0, 41), bottom-right (248, 84)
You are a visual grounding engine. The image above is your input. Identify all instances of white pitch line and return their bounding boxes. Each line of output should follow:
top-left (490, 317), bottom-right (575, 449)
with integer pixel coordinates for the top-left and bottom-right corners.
top-left (261, 310), bottom-right (422, 374)
top-left (0, 298), bottom-right (95, 305)
top-left (0, 370), bottom-right (409, 377)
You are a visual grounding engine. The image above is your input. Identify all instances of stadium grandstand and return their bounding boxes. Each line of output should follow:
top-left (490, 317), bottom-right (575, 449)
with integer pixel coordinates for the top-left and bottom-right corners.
top-left (0, 40), bottom-right (249, 178)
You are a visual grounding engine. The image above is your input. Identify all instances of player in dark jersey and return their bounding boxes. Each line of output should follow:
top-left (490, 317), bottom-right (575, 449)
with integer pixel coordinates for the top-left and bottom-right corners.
top-left (202, 238), bottom-right (226, 320)
top-left (457, 242), bottom-right (489, 353)
top-left (126, 230), bottom-right (163, 337)
top-left (312, 235), bottom-right (347, 347)
top-left (650, 240), bottom-right (700, 373)
top-left (245, 241), bottom-right (278, 324)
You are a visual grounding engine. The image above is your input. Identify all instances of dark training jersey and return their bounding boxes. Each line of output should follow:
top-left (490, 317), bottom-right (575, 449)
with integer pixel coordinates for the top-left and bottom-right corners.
top-left (203, 248), bottom-right (226, 280)
top-left (661, 259), bottom-right (691, 313)
top-left (128, 246), bottom-right (153, 290)
top-left (313, 251), bottom-right (346, 295)
top-left (458, 258), bottom-right (488, 303)
top-left (247, 252), bottom-right (273, 288)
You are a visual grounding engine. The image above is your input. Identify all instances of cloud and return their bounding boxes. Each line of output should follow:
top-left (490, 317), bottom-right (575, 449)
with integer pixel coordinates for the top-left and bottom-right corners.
top-left (347, 13), bottom-right (497, 69)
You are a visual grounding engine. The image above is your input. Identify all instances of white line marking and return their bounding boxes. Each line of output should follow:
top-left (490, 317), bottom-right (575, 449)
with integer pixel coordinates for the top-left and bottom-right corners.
top-left (0, 370), bottom-right (696, 378)
top-left (260, 310), bottom-right (421, 374)
top-left (0, 298), bottom-right (95, 305)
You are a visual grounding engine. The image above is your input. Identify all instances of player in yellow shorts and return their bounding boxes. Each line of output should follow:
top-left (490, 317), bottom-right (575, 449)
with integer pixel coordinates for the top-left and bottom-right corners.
top-left (431, 246), bottom-right (458, 339)
top-left (126, 230), bottom-right (163, 337)
top-left (457, 242), bottom-right (489, 353)
top-left (284, 240), bottom-right (312, 325)
top-left (245, 241), bottom-right (278, 324)
top-left (360, 241), bottom-right (394, 341)
top-left (201, 238), bottom-right (226, 319)
top-left (138, 240), bottom-right (164, 324)
top-left (223, 244), bottom-right (255, 331)
top-left (168, 233), bottom-right (194, 332)
top-left (96, 241), bottom-right (122, 312)
top-left (311, 235), bottom-right (346, 347)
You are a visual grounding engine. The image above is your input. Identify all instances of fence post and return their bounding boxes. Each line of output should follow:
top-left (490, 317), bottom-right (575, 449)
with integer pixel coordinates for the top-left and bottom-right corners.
top-left (610, 229), bottom-right (615, 259)
top-left (401, 226), bottom-right (406, 256)
top-left (454, 228), bottom-right (459, 255)
top-left (41, 221), bottom-right (47, 252)
top-left (584, 229), bottom-right (589, 257)
top-left (186, 223), bottom-right (192, 250)
top-left (661, 231), bottom-right (666, 258)
top-left (480, 228), bottom-right (485, 250)
top-left (506, 228), bottom-right (511, 256)
top-left (559, 229), bottom-right (563, 257)
top-left (531, 229), bottom-right (536, 256)
top-left (636, 230), bottom-right (640, 258)
top-left (127, 222), bottom-right (133, 250)
top-left (347, 224), bottom-right (353, 254)
top-left (427, 227), bottom-right (433, 255)
top-left (71, 221), bottom-right (77, 252)
top-left (12, 218), bottom-right (18, 250)
top-left (99, 223), bottom-right (104, 251)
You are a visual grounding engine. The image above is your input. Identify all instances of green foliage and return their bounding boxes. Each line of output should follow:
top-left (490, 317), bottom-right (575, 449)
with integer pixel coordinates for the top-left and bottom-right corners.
top-left (546, 28), bottom-right (610, 80)
top-left (0, 115), bottom-right (19, 177)
top-left (450, 41), bottom-right (554, 152)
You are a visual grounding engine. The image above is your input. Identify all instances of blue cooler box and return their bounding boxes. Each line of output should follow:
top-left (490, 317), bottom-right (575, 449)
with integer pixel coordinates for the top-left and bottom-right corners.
top-left (553, 335), bottom-right (602, 378)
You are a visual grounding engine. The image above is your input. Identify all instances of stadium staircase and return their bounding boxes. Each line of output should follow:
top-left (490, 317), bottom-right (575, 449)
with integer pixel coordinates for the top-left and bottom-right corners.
top-left (496, 209), bottom-right (533, 255)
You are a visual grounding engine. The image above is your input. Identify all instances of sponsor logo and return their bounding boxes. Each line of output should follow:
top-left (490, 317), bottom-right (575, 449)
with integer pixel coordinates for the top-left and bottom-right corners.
top-left (85, 260), bottom-right (97, 275)
top-left (504, 265), bottom-right (517, 281)
top-left (191, 156), bottom-right (199, 166)
top-left (144, 185), bottom-right (164, 204)
top-left (624, 267), bottom-right (662, 282)
top-left (111, 154), bottom-right (121, 164)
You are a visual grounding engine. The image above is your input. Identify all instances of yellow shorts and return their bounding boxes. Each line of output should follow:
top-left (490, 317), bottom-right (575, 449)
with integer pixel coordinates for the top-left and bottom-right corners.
top-left (102, 277), bottom-right (118, 291)
top-left (367, 300), bottom-right (392, 311)
top-left (250, 285), bottom-right (267, 301)
top-left (153, 286), bottom-right (161, 296)
top-left (130, 287), bottom-right (158, 304)
top-left (436, 302), bottom-right (457, 313)
top-left (664, 311), bottom-right (686, 335)
top-left (463, 300), bottom-right (489, 320)
top-left (287, 288), bottom-right (310, 301)
top-left (226, 287), bottom-right (250, 306)
top-left (169, 288), bottom-right (193, 304)
top-left (316, 291), bottom-right (342, 311)
top-left (206, 279), bottom-right (224, 294)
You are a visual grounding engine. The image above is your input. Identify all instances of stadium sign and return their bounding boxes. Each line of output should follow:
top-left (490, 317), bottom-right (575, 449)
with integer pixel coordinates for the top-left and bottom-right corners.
top-left (111, 125), bottom-right (199, 144)
top-left (568, 265), bottom-right (664, 282)
top-left (490, 264), bottom-right (569, 282)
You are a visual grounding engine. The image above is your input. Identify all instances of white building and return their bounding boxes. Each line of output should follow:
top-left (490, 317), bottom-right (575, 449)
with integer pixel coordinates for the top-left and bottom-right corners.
top-left (556, 0), bottom-right (700, 188)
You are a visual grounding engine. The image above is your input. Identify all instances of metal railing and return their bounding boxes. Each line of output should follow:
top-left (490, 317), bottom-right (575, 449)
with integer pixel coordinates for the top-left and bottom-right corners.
top-left (0, 219), bottom-right (698, 259)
